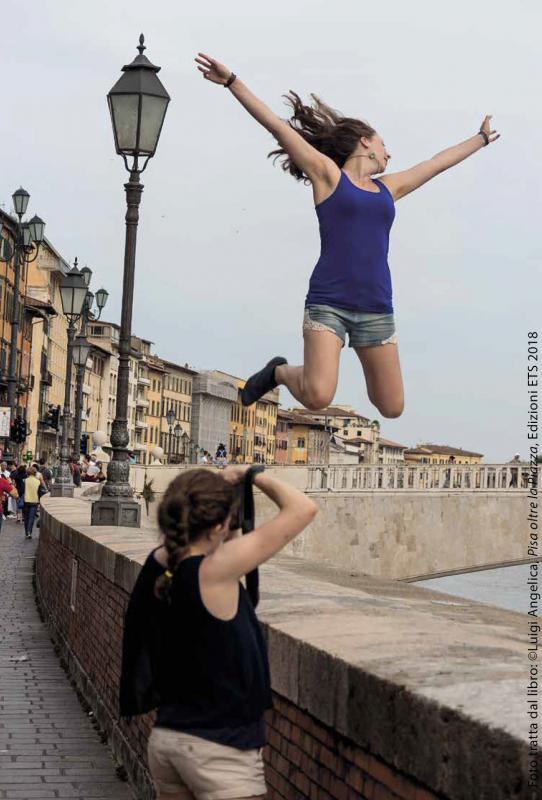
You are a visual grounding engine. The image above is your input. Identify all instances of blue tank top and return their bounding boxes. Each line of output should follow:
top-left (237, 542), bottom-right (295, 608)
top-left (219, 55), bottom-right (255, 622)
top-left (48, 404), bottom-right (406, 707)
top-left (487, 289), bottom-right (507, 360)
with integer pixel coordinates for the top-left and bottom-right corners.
top-left (305, 169), bottom-right (396, 314)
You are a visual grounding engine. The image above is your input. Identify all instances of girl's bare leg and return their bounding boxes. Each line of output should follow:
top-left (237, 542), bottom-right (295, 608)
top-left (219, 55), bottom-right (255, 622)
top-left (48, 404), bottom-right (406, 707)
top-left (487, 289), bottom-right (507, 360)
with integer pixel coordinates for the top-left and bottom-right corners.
top-left (275, 329), bottom-right (342, 410)
top-left (354, 341), bottom-right (405, 418)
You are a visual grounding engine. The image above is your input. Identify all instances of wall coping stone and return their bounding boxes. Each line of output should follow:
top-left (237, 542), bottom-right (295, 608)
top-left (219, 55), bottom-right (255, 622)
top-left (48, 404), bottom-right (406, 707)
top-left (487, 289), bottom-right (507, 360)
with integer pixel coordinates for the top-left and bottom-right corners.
top-left (39, 495), bottom-right (533, 799)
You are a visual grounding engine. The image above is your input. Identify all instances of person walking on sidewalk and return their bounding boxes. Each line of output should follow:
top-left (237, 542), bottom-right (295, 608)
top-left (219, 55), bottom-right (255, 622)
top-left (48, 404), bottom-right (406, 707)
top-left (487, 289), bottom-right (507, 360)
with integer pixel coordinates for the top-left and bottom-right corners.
top-left (0, 474), bottom-right (18, 534)
top-left (22, 466), bottom-right (42, 540)
top-left (120, 465), bottom-right (318, 800)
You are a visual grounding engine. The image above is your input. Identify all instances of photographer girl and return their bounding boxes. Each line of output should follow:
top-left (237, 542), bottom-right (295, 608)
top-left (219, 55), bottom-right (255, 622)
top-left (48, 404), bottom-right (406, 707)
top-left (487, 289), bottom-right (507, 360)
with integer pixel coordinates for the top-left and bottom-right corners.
top-left (120, 465), bottom-right (317, 800)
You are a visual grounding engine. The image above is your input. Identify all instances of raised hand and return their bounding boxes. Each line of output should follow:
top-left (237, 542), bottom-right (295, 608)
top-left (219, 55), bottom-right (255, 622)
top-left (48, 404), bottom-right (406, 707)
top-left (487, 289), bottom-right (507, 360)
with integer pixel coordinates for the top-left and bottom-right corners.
top-left (479, 114), bottom-right (500, 144)
top-left (195, 52), bottom-right (232, 86)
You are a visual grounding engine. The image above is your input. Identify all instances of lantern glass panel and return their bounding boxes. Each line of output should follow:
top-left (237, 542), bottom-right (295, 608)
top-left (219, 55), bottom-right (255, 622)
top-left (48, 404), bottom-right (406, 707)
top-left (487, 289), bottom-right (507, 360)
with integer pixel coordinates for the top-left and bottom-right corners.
top-left (139, 95), bottom-right (169, 154)
top-left (22, 226), bottom-right (32, 247)
top-left (110, 94), bottom-right (140, 153)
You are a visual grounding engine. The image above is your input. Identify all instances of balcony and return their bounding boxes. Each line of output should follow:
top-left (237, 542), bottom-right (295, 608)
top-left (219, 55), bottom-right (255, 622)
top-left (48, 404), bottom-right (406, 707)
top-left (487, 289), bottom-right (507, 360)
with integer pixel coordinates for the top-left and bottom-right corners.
top-left (135, 419), bottom-right (148, 429)
top-left (137, 376), bottom-right (150, 386)
top-left (136, 396), bottom-right (149, 408)
top-left (40, 370), bottom-right (53, 386)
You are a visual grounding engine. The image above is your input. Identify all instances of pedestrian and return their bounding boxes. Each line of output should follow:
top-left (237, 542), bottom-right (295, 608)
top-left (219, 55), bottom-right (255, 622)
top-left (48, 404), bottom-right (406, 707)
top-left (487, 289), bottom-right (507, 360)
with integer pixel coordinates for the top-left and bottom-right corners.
top-left (0, 472), bottom-right (18, 534)
top-left (95, 462), bottom-right (106, 482)
top-left (22, 466), bottom-right (42, 540)
top-left (38, 458), bottom-right (53, 491)
top-left (13, 465), bottom-right (27, 523)
top-left (69, 457), bottom-right (82, 487)
top-left (443, 455), bottom-right (456, 488)
top-left (195, 54), bottom-right (500, 417)
top-left (1, 461), bottom-right (11, 519)
top-left (120, 465), bottom-right (318, 800)
top-left (215, 443), bottom-right (228, 468)
top-left (508, 453), bottom-right (521, 488)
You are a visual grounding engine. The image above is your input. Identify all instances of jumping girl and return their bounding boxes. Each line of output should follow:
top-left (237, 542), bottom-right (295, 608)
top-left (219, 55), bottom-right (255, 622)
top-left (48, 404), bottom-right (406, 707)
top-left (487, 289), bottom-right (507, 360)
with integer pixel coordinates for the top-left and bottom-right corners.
top-left (195, 53), bottom-right (500, 416)
top-left (128, 466), bottom-right (317, 799)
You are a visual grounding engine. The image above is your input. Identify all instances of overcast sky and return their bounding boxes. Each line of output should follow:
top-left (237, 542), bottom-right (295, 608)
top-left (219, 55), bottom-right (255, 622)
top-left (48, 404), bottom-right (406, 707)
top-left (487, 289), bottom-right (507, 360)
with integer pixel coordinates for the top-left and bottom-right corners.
top-left (2, 0), bottom-right (539, 462)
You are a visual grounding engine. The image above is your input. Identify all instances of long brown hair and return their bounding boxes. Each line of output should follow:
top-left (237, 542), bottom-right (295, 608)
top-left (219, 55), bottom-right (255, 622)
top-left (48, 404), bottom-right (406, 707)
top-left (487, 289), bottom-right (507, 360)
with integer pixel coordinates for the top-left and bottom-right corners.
top-left (154, 469), bottom-right (237, 602)
top-left (268, 91), bottom-right (376, 184)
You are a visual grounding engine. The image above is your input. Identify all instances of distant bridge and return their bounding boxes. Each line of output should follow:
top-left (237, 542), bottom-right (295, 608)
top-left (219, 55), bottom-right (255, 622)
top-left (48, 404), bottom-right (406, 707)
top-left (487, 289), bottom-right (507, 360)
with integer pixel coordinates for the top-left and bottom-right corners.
top-left (306, 462), bottom-right (539, 492)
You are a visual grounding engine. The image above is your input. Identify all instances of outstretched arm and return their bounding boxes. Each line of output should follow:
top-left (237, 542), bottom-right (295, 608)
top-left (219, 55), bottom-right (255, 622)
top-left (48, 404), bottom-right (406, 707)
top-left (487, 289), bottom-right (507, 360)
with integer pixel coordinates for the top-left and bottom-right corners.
top-left (195, 52), bottom-right (336, 183)
top-left (382, 116), bottom-right (500, 202)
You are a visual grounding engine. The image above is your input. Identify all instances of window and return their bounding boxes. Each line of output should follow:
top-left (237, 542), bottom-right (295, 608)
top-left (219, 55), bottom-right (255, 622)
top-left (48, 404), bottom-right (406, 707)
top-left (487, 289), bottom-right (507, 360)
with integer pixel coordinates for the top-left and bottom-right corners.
top-left (297, 438), bottom-right (306, 448)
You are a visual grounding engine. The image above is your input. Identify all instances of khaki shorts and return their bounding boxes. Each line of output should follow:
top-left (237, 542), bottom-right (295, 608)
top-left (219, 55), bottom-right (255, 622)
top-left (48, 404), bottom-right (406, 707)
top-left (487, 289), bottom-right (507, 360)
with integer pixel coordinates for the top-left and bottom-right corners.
top-left (147, 726), bottom-right (267, 800)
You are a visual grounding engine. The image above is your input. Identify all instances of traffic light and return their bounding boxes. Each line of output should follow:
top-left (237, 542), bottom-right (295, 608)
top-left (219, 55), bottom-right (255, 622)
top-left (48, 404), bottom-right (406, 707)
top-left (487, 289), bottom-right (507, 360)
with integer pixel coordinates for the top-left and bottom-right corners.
top-left (9, 416), bottom-right (28, 443)
top-left (45, 404), bottom-right (60, 430)
top-left (51, 405), bottom-right (60, 430)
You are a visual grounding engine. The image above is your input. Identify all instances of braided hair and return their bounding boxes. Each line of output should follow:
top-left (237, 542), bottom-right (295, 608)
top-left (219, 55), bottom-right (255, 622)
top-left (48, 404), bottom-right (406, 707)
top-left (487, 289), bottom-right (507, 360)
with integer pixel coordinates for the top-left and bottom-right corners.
top-left (154, 469), bottom-right (237, 603)
top-left (268, 90), bottom-right (376, 184)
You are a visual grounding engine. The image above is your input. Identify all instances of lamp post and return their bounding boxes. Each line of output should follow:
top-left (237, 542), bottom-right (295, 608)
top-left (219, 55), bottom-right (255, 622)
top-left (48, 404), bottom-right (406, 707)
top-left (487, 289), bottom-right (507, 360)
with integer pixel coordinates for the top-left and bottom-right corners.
top-left (92, 34), bottom-right (170, 527)
top-left (173, 422), bottom-right (182, 462)
top-left (50, 263), bottom-right (88, 497)
top-left (181, 431), bottom-right (189, 463)
top-left (0, 188), bottom-right (46, 458)
top-left (166, 407), bottom-right (175, 462)
top-left (73, 275), bottom-right (108, 461)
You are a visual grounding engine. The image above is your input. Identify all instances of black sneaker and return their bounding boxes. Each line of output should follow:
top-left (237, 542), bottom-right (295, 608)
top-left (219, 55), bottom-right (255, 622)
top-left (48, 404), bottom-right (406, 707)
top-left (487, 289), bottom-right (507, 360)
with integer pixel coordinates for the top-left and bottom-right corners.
top-left (241, 357), bottom-right (287, 407)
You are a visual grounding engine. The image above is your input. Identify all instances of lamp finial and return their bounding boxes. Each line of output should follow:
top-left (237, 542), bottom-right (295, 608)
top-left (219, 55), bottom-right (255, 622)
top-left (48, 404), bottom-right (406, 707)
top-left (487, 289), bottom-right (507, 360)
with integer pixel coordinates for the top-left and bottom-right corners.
top-left (137, 34), bottom-right (146, 56)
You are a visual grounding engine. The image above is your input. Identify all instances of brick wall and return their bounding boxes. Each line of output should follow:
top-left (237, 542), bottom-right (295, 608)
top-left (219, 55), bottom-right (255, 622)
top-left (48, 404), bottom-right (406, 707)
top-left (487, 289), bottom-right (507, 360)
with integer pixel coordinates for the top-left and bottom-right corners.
top-left (35, 518), bottom-right (444, 800)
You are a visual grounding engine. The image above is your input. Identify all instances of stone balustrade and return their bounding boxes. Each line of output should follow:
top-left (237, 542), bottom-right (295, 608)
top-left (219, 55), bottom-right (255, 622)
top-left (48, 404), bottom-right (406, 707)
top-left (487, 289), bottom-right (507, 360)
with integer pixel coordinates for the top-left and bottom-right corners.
top-left (307, 463), bottom-right (540, 492)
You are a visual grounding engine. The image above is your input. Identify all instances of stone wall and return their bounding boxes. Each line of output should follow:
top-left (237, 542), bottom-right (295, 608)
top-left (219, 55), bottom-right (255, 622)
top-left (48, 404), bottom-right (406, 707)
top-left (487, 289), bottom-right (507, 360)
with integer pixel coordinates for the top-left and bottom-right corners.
top-left (34, 496), bottom-right (535, 800)
top-left (128, 465), bottom-right (529, 580)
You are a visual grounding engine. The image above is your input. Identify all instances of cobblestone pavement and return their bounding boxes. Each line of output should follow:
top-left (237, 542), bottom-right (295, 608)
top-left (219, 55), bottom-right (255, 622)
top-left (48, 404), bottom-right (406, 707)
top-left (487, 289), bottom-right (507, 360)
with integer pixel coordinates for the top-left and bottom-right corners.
top-left (0, 518), bottom-right (135, 799)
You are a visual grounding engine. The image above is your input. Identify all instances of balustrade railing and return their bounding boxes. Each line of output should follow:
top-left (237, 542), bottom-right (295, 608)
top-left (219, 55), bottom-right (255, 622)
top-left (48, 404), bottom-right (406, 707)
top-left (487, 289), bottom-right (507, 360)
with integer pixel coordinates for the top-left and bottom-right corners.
top-left (306, 463), bottom-right (540, 492)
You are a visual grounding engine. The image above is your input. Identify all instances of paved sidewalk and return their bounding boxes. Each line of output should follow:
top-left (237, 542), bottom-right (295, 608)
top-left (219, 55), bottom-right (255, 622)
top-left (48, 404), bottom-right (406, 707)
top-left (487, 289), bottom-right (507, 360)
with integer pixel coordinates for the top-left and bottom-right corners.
top-left (0, 519), bottom-right (135, 799)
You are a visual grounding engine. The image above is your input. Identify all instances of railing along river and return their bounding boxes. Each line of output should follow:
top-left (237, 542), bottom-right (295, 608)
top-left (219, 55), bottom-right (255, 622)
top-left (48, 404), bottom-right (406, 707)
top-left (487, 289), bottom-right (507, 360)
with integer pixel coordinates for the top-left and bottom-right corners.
top-left (306, 463), bottom-right (540, 492)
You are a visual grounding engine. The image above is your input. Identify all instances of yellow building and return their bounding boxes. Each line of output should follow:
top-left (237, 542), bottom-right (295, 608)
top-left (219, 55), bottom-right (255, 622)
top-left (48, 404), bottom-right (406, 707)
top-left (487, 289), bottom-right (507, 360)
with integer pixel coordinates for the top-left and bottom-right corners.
top-left (25, 241), bottom-right (72, 461)
top-left (405, 444), bottom-right (483, 465)
top-left (161, 360), bottom-right (196, 463)
top-left (147, 356), bottom-right (166, 464)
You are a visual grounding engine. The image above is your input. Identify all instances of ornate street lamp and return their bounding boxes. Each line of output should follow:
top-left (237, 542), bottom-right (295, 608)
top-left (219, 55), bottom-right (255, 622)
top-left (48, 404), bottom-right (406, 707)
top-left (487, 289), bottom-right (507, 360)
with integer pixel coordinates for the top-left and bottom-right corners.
top-left (95, 287), bottom-right (109, 312)
top-left (50, 262), bottom-right (88, 497)
top-left (165, 407), bottom-right (175, 462)
top-left (72, 336), bottom-right (91, 370)
top-left (92, 34), bottom-right (169, 527)
top-left (174, 422), bottom-right (182, 463)
top-left (73, 277), bottom-right (108, 464)
top-left (0, 187), bottom-right (46, 459)
top-left (181, 430), bottom-right (189, 463)
top-left (80, 266), bottom-right (93, 287)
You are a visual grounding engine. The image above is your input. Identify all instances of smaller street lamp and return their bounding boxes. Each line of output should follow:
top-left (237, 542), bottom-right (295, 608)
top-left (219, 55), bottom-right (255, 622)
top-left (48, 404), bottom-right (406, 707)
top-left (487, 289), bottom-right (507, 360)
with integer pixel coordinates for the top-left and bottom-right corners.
top-left (72, 337), bottom-right (91, 369)
top-left (51, 262), bottom-right (88, 497)
top-left (80, 266), bottom-right (93, 287)
top-left (12, 187), bottom-right (30, 217)
top-left (166, 407), bottom-right (175, 461)
top-left (174, 422), bottom-right (182, 463)
top-left (95, 287), bottom-right (109, 312)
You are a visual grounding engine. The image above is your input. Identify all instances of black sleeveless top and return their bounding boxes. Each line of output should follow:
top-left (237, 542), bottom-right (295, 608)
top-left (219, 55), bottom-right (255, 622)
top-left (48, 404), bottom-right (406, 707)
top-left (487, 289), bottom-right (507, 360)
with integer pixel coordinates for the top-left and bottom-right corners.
top-left (151, 552), bottom-right (273, 747)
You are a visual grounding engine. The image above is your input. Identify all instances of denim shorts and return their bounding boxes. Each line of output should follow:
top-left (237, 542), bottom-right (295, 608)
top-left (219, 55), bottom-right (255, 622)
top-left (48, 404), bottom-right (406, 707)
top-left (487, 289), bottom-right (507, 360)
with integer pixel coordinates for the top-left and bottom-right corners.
top-left (303, 303), bottom-right (397, 348)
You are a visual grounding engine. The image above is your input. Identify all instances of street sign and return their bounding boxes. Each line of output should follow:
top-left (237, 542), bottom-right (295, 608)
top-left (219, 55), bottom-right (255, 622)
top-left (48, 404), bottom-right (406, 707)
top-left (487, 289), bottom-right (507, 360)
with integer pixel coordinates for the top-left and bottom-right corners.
top-left (0, 408), bottom-right (10, 438)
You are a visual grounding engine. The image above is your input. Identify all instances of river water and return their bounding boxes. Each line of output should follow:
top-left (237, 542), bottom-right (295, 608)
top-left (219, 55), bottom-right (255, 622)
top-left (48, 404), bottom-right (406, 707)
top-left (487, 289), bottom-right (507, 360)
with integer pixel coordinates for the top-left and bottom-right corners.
top-left (414, 563), bottom-right (532, 615)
